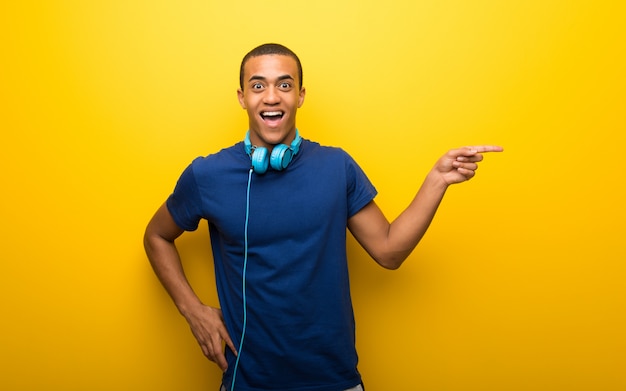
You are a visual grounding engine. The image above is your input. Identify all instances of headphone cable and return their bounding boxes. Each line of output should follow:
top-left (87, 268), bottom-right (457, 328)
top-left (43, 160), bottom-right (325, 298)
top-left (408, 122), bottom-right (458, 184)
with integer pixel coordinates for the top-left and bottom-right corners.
top-left (230, 167), bottom-right (253, 391)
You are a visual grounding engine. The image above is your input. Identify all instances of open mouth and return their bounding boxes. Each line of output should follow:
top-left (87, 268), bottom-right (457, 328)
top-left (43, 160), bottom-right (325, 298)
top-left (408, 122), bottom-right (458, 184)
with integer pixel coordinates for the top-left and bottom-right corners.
top-left (260, 111), bottom-right (284, 122)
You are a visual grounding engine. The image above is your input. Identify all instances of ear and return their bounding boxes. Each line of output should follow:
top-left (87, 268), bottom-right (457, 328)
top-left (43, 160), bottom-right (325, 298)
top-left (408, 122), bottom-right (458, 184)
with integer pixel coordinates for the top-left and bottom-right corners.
top-left (237, 89), bottom-right (246, 109)
top-left (297, 87), bottom-right (306, 108)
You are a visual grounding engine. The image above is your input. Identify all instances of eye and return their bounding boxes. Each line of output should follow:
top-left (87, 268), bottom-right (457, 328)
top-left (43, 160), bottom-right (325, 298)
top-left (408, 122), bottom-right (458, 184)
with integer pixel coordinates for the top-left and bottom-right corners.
top-left (278, 82), bottom-right (292, 90)
top-left (251, 82), bottom-right (264, 90)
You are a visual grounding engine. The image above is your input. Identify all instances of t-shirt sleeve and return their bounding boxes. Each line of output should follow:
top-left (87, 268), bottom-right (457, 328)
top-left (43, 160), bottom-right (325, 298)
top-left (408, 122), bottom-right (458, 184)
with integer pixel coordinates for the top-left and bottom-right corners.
top-left (166, 159), bottom-right (204, 231)
top-left (345, 153), bottom-right (378, 218)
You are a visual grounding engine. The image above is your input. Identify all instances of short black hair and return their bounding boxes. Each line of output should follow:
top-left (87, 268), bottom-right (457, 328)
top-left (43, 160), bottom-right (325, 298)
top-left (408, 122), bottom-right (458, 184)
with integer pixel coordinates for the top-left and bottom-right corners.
top-left (239, 43), bottom-right (303, 90)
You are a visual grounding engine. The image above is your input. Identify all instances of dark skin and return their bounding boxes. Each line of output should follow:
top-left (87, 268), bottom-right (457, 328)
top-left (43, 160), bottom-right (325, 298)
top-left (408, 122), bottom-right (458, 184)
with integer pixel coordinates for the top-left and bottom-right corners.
top-left (144, 53), bottom-right (503, 371)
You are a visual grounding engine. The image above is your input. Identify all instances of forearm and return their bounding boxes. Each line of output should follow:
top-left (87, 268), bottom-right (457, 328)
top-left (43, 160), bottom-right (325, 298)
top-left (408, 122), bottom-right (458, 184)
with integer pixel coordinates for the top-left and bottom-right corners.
top-left (144, 233), bottom-right (203, 316)
top-left (386, 145), bottom-right (503, 264)
top-left (384, 170), bottom-right (449, 267)
top-left (349, 170), bottom-right (449, 269)
top-left (350, 145), bottom-right (502, 270)
top-left (144, 227), bottom-right (236, 370)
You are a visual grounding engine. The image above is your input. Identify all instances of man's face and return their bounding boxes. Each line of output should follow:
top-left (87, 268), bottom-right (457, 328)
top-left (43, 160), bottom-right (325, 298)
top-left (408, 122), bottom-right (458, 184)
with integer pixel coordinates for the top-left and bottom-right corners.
top-left (237, 54), bottom-right (305, 149)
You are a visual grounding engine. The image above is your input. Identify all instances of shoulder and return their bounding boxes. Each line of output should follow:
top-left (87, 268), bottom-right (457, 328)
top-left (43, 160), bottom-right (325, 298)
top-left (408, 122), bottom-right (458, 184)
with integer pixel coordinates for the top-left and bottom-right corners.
top-left (300, 139), bottom-right (354, 161)
top-left (187, 141), bottom-right (248, 170)
top-left (295, 139), bottom-right (366, 179)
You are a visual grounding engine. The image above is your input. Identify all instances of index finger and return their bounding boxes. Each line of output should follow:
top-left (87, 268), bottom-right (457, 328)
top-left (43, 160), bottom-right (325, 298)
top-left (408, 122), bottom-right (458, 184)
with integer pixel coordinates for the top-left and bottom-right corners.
top-left (464, 145), bottom-right (504, 154)
top-left (223, 332), bottom-right (237, 356)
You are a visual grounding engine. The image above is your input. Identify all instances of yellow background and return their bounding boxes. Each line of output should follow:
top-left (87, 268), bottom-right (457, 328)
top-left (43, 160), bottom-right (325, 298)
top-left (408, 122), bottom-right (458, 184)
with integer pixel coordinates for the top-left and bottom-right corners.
top-left (1, 1), bottom-right (624, 390)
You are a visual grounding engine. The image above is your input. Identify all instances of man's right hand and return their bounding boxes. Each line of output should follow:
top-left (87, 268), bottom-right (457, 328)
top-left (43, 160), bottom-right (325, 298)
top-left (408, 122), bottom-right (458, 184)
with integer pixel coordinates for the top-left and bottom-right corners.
top-left (183, 304), bottom-right (237, 371)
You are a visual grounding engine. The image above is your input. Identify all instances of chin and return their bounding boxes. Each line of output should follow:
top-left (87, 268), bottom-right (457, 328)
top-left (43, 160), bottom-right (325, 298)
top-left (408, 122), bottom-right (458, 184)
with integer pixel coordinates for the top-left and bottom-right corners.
top-left (256, 126), bottom-right (294, 142)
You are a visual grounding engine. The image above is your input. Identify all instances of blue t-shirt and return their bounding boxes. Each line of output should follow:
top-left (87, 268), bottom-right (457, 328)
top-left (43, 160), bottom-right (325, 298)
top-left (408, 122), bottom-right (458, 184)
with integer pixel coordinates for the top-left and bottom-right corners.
top-left (167, 138), bottom-right (377, 391)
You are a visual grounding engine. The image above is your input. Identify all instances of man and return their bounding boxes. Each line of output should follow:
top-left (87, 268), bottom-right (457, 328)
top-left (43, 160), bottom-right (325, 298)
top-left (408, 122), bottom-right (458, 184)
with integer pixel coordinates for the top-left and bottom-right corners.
top-left (144, 43), bottom-right (502, 391)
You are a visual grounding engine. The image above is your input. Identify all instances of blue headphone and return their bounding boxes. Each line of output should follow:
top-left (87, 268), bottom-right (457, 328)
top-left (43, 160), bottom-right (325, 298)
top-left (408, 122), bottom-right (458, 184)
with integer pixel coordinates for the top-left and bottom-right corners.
top-left (244, 130), bottom-right (302, 174)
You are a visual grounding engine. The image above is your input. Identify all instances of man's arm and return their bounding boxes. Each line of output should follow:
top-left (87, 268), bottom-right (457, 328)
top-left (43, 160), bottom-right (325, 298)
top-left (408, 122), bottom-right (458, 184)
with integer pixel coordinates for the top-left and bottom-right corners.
top-left (347, 145), bottom-right (503, 270)
top-left (143, 203), bottom-right (236, 371)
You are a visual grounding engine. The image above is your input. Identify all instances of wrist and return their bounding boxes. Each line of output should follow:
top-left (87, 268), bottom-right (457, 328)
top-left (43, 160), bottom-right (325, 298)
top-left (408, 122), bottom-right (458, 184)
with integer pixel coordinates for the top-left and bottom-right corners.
top-left (424, 170), bottom-right (450, 192)
top-left (176, 296), bottom-right (205, 319)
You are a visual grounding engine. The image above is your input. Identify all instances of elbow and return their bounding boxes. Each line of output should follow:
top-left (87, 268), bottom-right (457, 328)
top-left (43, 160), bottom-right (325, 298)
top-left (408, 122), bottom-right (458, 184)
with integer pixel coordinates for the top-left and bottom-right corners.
top-left (374, 254), bottom-right (407, 270)
top-left (143, 228), bottom-right (157, 257)
top-left (366, 245), bottom-right (413, 270)
top-left (383, 261), bottom-right (404, 271)
top-left (143, 230), bottom-right (153, 252)
top-left (143, 225), bottom-right (169, 256)
top-left (375, 239), bottom-right (423, 269)
top-left (381, 262), bottom-right (403, 271)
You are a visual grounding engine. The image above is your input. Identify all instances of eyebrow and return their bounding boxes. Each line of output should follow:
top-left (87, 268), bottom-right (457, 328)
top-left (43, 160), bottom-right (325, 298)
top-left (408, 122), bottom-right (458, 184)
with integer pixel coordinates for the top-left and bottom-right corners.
top-left (248, 74), bottom-right (294, 83)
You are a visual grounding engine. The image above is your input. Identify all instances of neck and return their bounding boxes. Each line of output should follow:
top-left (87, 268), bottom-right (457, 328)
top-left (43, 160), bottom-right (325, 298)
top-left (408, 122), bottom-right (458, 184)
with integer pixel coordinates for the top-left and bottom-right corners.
top-left (244, 129), bottom-right (301, 155)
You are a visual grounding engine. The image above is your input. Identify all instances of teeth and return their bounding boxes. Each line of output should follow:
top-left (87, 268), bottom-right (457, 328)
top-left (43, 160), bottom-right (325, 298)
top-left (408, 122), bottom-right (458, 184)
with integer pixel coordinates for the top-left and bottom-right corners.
top-left (261, 111), bottom-right (283, 117)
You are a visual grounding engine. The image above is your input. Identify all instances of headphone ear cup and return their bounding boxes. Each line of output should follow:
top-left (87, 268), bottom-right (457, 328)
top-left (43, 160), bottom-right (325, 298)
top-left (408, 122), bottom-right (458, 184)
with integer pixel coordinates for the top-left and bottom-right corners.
top-left (270, 144), bottom-right (293, 171)
top-left (251, 147), bottom-right (269, 174)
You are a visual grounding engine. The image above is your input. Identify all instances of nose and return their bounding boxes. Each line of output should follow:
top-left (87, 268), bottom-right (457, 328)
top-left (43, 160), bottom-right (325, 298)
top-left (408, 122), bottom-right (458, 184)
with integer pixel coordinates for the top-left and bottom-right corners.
top-left (263, 86), bottom-right (280, 104)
